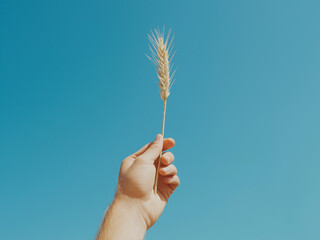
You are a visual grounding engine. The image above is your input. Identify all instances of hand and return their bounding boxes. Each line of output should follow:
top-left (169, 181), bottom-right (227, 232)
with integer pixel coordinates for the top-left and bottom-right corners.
top-left (96, 134), bottom-right (180, 240)
top-left (117, 134), bottom-right (180, 228)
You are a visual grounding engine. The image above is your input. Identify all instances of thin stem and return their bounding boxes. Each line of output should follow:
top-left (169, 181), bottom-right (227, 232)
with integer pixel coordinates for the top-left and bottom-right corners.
top-left (154, 98), bottom-right (167, 194)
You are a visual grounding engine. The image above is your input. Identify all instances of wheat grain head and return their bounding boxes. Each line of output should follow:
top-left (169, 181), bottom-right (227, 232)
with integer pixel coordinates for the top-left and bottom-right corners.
top-left (147, 29), bottom-right (176, 100)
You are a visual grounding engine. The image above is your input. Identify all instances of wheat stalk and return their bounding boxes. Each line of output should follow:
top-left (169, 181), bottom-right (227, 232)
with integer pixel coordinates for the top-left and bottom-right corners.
top-left (147, 28), bottom-right (176, 194)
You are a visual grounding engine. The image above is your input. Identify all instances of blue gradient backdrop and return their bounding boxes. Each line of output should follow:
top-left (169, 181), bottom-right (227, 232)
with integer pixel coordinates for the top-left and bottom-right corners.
top-left (1, 0), bottom-right (320, 239)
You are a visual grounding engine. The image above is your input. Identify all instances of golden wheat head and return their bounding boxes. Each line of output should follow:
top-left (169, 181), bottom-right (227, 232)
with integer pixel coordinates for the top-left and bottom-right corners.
top-left (147, 29), bottom-right (176, 101)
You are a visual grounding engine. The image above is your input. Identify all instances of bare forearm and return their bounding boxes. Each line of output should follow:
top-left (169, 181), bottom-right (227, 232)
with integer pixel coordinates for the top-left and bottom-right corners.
top-left (96, 195), bottom-right (147, 240)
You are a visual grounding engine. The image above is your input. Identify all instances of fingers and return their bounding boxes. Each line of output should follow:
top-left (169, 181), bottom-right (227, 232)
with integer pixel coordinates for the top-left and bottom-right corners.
top-left (163, 175), bottom-right (180, 191)
top-left (159, 164), bottom-right (177, 176)
top-left (160, 152), bottom-right (174, 165)
top-left (138, 134), bottom-right (163, 162)
top-left (163, 138), bottom-right (175, 151)
top-left (157, 153), bottom-right (180, 198)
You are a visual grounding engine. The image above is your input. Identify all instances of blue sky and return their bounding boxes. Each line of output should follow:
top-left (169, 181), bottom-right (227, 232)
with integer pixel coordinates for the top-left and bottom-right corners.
top-left (1, 0), bottom-right (320, 239)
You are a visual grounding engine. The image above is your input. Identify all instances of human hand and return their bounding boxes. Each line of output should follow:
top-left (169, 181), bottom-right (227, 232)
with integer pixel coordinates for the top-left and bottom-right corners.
top-left (117, 134), bottom-right (180, 229)
top-left (96, 134), bottom-right (180, 240)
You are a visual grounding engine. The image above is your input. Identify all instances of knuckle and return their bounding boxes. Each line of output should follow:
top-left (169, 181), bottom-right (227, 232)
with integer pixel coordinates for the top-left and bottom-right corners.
top-left (165, 151), bottom-right (173, 157)
top-left (169, 152), bottom-right (175, 161)
top-left (175, 176), bottom-right (180, 185)
top-left (169, 164), bottom-right (176, 172)
top-left (163, 152), bottom-right (174, 163)
top-left (173, 165), bottom-right (178, 174)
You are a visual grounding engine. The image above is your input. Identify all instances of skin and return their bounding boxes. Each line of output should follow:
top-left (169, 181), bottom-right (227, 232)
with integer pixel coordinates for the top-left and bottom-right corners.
top-left (96, 134), bottom-right (180, 240)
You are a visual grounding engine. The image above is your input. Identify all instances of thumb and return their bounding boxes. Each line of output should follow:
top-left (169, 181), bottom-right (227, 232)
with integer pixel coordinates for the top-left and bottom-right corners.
top-left (138, 134), bottom-right (163, 163)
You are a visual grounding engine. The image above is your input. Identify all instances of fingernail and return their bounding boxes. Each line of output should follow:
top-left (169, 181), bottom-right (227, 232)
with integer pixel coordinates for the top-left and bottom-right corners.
top-left (154, 134), bottom-right (162, 141)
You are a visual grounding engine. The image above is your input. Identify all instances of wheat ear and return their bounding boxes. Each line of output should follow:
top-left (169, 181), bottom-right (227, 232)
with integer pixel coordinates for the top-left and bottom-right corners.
top-left (147, 29), bottom-right (176, 194)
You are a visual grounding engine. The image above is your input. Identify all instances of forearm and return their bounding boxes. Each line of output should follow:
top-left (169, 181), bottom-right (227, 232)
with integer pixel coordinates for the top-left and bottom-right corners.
top-left (96, 195), bottom-right (147, 240)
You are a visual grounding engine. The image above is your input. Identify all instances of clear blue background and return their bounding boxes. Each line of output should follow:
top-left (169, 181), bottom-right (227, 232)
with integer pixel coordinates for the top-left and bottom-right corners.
top-left (1, 0), bottom-right (319, 239)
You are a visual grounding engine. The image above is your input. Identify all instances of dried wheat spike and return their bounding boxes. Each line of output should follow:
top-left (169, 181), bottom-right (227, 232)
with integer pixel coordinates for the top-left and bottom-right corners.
top-left (147, 29), bottom-right (176, 101)
top-left (147, 28), bottom-right (176, 194)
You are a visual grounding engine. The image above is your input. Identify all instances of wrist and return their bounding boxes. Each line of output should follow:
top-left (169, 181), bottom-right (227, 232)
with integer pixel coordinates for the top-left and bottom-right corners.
top-left (97, 193), bottom-right (147, 240)
top-left (113, 193), bottom-right (148, 231)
